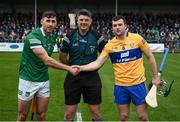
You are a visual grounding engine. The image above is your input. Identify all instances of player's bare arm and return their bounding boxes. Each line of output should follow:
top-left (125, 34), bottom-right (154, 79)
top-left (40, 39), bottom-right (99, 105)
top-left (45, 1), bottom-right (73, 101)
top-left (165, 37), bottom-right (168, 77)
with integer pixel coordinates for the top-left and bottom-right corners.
top-left (32, 47), bottom-right (79, 75)
top-left (79, 55), bottom-right (108, 71)
top-left (143, 48), bottom-right (161, 87)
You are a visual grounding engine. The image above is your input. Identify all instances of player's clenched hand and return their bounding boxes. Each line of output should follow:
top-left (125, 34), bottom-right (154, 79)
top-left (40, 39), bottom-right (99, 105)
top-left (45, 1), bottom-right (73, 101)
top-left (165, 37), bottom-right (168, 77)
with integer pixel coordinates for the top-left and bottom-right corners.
top-left (152, 75), bottom-right (161, 87)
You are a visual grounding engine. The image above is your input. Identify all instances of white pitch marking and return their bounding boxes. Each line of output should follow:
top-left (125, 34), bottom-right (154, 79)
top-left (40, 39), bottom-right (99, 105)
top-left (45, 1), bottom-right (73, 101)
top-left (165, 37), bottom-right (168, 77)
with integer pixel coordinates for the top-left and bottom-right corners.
top-left (76, 111), bottom-right (82, 122)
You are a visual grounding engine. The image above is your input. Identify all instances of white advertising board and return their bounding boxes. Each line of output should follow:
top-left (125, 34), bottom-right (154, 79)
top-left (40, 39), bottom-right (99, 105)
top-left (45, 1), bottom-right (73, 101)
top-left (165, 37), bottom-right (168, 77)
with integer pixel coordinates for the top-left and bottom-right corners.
top-left (149, 43), bottom-right (164, 52)
top-left (0, 43), bottom-right (164, 53)
top-left (0, 43), bottom-right (58, 52)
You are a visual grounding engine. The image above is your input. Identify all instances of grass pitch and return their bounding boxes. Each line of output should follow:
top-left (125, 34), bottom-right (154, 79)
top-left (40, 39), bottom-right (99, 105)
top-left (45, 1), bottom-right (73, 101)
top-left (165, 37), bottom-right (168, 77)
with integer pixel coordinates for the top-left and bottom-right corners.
top-left (0, 52), bottom-right (180, 121)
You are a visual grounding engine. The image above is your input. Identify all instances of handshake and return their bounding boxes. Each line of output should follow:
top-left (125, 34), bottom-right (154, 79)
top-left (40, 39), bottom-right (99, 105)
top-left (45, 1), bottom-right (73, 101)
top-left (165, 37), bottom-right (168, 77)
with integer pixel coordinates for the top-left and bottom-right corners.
top-left (67, 62), bottom-right (98, 75)
top-left (68, 65), bottom-right (82, 76)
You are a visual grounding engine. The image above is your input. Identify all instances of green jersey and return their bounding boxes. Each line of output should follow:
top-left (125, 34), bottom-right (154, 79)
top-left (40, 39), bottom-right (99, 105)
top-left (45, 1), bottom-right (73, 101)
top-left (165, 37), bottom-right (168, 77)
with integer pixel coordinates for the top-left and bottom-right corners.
top-left (60, 29), bottom-right (107, 65)
top-left (19, 27), bottom-right (57, 82)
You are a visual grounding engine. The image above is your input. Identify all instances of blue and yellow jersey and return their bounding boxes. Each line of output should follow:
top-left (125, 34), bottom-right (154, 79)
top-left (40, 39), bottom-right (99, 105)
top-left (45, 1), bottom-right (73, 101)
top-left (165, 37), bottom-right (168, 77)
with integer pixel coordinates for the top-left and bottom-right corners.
top-left (100, 32), bottom-right (150, 86)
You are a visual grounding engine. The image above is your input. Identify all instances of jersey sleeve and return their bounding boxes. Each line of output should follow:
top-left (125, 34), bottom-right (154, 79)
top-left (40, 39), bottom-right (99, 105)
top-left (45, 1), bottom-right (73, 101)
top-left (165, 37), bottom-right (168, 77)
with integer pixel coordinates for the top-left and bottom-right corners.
top-left (97, 35), bottom-right (108, 53)
top-left (28, 35), bottom-right (42, 49)
top-left (60, 36), bottom-right (70, 53)
top-left (99, 41), bottom-right (110, 58)
top-left (137, 35), bottom-right (150, 51)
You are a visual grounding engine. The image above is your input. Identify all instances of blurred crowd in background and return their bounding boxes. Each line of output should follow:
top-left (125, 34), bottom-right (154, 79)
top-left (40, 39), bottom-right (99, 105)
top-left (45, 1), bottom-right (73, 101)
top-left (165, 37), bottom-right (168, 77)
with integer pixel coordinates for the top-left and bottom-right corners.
top-left (0, 12), bottom-right (179, 47)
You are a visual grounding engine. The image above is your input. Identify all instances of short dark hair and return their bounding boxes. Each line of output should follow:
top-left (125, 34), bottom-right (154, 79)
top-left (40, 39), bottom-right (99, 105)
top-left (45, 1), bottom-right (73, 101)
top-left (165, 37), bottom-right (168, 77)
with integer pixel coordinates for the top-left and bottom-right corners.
top-left (112, 15), bottom-right (127, 24)
top-left (42, 10), bottom-right (56, 18)
top-left (77, 9), bottom-right (92, 18)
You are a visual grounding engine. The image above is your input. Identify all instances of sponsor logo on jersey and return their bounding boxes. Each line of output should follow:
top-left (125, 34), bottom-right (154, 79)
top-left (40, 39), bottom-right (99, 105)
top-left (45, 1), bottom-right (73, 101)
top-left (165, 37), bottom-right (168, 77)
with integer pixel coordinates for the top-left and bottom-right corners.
top-left (121, 51), bottom-right (129, 58)
top-left (109, 48), bottom-right (142, 63)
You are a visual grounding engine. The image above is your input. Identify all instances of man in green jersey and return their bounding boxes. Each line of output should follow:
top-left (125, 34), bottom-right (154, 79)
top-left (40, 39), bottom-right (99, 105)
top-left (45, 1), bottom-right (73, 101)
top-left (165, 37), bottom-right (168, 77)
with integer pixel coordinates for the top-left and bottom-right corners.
top-left (17, 10), bottom-right (78, 121)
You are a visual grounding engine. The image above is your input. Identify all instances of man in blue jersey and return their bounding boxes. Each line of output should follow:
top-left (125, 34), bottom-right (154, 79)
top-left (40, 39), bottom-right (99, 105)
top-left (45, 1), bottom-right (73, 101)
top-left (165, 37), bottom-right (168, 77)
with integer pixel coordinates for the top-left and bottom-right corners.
top-left (60, 9), bottom-right (107, 121)
top-left (17, 10), bottom-right (78, 121)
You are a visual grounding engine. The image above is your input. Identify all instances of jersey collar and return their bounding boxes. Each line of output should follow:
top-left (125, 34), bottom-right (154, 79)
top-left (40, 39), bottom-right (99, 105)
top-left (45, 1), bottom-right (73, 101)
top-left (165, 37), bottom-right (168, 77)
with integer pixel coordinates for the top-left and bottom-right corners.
top-left (40, 27), bottom-right (46, 37)
top-left (78, 29), bottom-right (90, 37)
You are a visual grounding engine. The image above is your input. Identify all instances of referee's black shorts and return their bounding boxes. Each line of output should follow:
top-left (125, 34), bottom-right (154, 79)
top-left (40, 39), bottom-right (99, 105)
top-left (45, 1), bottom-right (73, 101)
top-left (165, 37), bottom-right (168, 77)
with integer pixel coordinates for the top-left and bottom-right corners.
top-left (64, 71), bottom-right (102, 105)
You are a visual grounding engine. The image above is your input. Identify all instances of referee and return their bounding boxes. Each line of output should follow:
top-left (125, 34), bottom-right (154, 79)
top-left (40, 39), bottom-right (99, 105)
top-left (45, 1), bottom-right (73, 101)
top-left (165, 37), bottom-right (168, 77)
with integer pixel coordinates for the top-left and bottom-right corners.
top-left (59, 9), bottom-right (107, 121)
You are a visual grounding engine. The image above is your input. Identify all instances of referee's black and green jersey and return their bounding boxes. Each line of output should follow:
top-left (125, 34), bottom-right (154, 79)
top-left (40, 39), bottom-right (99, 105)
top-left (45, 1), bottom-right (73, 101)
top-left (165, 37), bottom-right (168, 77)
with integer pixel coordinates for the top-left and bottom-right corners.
top-left (19, 27), bottom-right (57, 82)
top-left (60, 29), bottom-right (107, 65)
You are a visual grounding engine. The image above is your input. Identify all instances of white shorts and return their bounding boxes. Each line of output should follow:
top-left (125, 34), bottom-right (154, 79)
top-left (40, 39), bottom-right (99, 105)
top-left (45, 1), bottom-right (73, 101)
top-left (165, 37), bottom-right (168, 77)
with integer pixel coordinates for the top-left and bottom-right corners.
top-left (18, 78), bottom-right (50, 101)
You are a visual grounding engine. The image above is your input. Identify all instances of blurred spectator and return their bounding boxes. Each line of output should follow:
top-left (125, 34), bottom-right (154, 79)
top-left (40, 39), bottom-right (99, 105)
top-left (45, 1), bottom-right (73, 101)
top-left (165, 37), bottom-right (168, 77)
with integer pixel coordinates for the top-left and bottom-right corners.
top-left (0, 12), bottom-right (179, 43)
